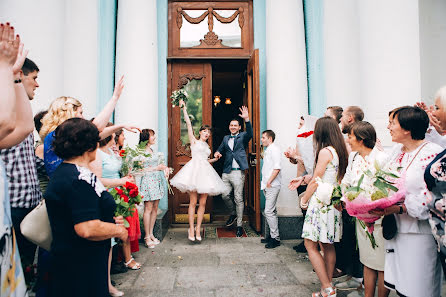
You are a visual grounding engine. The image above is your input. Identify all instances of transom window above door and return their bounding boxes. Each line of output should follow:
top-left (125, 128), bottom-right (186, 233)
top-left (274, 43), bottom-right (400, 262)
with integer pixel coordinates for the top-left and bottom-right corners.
top-left (169, 1), bottom-right (253, 58)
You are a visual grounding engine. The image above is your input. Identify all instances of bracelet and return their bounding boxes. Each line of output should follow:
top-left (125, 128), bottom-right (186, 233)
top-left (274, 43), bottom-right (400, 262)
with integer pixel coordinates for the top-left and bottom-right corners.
top-left (14, 79), bottom-right (21, 84)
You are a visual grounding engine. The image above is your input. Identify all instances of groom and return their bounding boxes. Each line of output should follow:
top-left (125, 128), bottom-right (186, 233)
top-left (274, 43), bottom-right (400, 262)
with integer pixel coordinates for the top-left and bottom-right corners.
top-left (215, 106), bottom-right (252, 237)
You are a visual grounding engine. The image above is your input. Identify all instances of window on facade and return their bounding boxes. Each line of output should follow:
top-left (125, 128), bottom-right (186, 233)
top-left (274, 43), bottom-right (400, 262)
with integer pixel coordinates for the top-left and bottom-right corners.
top-left (179, 8), bottom-right (243, 48)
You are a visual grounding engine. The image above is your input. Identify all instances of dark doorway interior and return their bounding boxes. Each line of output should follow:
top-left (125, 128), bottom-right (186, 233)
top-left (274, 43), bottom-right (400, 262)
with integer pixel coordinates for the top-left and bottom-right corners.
top-left (211, 60), bottom-right (247, 217)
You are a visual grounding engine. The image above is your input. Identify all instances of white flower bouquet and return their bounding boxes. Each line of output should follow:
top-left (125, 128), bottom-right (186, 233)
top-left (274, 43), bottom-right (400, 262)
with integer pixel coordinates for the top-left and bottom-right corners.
top-left (170, 89), bottom-right (188, 107)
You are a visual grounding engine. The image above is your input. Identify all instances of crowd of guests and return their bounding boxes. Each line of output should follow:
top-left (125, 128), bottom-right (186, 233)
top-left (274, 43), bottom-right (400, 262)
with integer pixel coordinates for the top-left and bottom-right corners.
top-left (279, 102), bottom-right (446, 297)
top-left (0, 23), bottom-right (170, 297)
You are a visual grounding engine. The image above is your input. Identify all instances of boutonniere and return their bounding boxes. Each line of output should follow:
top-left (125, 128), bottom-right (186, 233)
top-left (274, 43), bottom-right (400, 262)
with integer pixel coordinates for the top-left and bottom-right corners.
top-left (297, 131), bottom-right (314, 138)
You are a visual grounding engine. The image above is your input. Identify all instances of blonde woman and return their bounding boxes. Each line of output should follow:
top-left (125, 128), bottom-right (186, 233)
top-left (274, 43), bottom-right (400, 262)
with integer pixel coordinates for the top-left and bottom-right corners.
top-left (41, 76), bottom-right (137, 176)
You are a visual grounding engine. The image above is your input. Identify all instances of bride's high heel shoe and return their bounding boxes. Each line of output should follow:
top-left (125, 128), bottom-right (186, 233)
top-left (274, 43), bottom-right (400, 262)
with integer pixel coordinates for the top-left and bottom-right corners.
top-left (195, 227), bottom-right (202, 242)
top-left (188, 229), bottom-right (195, 242)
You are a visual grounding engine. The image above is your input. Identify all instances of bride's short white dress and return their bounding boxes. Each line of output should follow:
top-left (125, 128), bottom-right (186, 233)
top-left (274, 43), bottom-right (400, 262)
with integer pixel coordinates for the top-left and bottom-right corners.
top-left (170, 141), bottom-right (229, 196)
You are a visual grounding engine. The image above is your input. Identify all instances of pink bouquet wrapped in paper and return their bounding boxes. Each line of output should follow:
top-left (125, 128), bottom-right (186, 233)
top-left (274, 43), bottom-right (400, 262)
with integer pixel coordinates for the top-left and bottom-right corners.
top-left (341, 159), bottom-right (404, 248)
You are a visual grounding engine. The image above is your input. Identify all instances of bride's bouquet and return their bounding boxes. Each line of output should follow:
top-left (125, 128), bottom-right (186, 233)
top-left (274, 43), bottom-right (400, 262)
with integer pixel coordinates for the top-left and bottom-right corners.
top-left (120, 141), bottom-right (151, 176)
top-left (341, 158), bottom-right (405, 248)
top-left (170, 89), bottom-right (188, 107)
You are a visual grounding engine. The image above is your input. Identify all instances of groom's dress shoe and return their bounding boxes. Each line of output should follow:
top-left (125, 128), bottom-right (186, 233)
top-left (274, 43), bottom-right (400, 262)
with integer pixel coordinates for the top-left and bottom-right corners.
top-left (236, 227), bottom-right (243, 237)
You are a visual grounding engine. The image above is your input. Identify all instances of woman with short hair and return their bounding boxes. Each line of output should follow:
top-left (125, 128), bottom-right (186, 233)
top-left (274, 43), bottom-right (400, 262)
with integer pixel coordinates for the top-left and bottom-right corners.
top-left (45, 118), bottom-right (128, 297)
top-left (377, 106), bottom-right (443, 296)
top-left (342, 121), bottom-right (389, 297)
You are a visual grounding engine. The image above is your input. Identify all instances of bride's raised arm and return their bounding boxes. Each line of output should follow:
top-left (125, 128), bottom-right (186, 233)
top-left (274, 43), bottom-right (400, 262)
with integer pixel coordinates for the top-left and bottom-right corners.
top-left (180, 100), bottom-right (196, 145)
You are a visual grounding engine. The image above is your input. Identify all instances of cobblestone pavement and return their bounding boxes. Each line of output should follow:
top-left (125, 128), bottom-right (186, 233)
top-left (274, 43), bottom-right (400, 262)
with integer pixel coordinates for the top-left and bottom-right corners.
top-left (112, 227), bottom-right (442, 297)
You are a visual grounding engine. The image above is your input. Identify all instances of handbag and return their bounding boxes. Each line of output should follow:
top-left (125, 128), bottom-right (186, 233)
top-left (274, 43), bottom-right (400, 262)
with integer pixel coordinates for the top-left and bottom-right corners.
top-left (20, 199), bottom-right (52, 251)
top-left (381, 142), bottom-right (429, 241)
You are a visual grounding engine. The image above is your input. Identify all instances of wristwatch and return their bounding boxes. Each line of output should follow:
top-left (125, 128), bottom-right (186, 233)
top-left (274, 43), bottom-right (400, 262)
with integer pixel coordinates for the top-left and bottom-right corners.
top-left (399, 205), bottom-right (404, 214)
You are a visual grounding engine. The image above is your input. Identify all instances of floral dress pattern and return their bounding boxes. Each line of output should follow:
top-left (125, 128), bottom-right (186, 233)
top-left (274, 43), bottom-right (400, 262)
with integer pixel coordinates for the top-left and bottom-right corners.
top-left (136, 153), bottom-right (165, 202)
top-left (302, 146), bottom-right (342, 243)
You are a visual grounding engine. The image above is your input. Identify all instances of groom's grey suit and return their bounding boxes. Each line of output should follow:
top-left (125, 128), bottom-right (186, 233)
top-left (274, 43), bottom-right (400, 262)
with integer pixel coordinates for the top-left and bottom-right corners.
top-left (216, 121), bottom-right (253, 227)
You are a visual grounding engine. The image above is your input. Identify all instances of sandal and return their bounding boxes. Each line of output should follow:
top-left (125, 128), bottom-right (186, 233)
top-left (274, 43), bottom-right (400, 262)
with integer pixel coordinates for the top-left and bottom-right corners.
top-left (124, 258), bottom-right (141, 270)
top-left (144, 237), bottom-right (156, 249)
top-left (312, 286), bottom-right (336, 297)
top-left (149, 235), bottom-right (160, 245)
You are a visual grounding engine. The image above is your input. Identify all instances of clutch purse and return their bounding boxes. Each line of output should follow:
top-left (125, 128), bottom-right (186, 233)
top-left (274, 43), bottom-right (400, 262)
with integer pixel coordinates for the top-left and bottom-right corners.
top-left (382, 214), bottom-right (398, 240)
top-left (20, 199), bottom-right (52, 251)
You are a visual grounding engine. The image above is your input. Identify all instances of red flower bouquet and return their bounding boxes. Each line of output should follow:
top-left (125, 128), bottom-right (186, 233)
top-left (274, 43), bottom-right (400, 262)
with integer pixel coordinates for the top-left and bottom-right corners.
top-left (110, 182), bottom-right (143, 228)
top-left (297, 131), bottom-right (314, 138)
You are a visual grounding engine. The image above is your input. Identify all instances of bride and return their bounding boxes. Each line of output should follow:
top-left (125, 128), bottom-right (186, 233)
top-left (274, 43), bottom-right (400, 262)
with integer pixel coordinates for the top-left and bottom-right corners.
top-left (170, 100), bottom-right (229, 242)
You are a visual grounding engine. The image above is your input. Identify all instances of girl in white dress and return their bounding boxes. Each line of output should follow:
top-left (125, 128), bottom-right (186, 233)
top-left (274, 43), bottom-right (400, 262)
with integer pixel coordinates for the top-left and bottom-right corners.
top-left (170, 100), bottom-right (228, 242)
top-left (292, 117), bottom-right (348, 297)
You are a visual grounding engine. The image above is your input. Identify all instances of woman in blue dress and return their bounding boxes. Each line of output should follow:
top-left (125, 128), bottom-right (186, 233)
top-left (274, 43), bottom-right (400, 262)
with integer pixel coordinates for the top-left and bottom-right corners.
top-left (136, 129), bottom-right (169, 248)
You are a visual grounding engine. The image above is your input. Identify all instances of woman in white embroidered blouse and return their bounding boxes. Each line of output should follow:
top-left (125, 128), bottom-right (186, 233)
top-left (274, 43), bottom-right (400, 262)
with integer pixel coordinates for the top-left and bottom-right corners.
top-left (373, 106), bottom-right (443, 297)
top-left (342, 121), bottom-right (389, 297)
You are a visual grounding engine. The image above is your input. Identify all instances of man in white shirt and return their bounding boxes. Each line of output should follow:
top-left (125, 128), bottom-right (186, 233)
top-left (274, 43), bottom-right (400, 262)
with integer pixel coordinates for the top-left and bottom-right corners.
top-left (260, 130), bottom-right (281, 248)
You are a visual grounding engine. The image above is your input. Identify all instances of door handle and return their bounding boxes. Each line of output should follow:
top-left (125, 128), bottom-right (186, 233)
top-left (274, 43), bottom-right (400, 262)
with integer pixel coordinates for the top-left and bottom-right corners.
top-left (249, 153), bottom-right (257, 166)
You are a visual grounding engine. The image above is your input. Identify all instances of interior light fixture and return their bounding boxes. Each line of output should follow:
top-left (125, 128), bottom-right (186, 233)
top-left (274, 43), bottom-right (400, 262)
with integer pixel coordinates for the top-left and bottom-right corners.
top-left (225, 97), bottom-right (232, 105)
top-left (213, 95), bottom-right (221, 106)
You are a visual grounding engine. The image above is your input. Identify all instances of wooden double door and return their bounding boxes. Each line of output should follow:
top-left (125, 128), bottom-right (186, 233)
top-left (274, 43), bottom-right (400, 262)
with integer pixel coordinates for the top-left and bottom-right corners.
top-left (167, 50), bottom-right (261, 231)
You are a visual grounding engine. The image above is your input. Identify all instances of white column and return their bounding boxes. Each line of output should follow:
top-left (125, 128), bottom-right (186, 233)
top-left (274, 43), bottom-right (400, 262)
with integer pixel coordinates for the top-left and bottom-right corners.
top-left (0, 0), bottom-right (65, 116)
top-left (115, 0), bottom-right (159, 146)
top-left (358, 0), bottom-right (421, 145)
top-left (63, 0), bottom-right (99, 120)
top-left (324, 0), bottom-right (361, 108)
top-left (266, 0), bottom-right (308, 216)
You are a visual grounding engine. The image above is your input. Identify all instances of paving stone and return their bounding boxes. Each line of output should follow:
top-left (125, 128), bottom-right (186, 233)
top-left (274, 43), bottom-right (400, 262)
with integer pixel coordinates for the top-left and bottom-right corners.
top-left (124, 266), bottom-right (177, 291)
top-left (243, 263), bottom-right (299, 287)
top-left (216, 285), bottom-right (312, 297)
top-left (121, 288), bottom-right (216, 297)
top-left (175, 265), bottom-right (251, 289)
top-left (219, 251), bottom-right (281, 265)
top-left (144, 252), bottom-right (220, 268)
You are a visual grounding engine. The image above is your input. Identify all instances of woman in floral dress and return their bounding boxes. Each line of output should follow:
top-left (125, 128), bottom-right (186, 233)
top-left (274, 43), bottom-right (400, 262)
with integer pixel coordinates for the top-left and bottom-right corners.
top-left (291, 117), bottom-right (348, 297)
top-left (136, 129), bottom-right (169, 248)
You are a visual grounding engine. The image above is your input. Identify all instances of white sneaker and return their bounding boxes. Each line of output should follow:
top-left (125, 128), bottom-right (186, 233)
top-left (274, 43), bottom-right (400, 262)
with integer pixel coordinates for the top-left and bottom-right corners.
top-left (335, 278), bottom-right (362, 291)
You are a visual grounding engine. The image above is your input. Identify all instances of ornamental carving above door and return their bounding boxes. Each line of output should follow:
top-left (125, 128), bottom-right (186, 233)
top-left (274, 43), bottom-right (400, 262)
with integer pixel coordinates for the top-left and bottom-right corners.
top-left (168, 1), bottom-right (253, 58)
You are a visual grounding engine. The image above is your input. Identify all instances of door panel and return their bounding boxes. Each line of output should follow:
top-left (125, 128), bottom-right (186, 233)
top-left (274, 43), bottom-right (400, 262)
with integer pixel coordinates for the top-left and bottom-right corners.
top-left (168, 62), bottom-right (213, 223)
top-left (245, 49), bottom-right (261, 232)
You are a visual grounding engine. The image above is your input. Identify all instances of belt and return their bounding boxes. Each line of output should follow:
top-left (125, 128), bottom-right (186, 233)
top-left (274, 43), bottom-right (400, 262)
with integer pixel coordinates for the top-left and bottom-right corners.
top-left (231, 168), bottom-right (241, 171)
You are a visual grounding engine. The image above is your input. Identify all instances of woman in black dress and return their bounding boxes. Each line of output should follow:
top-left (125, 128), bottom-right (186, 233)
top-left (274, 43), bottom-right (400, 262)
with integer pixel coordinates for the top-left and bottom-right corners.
top-left (45, 118), bottom-right (128, 297)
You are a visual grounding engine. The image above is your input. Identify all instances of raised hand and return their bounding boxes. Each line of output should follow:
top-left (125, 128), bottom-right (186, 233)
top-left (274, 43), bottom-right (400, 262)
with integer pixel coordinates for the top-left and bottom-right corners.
top-left (112, 75), bottom-right (125, 100)
top-left (428, 111), bottom-right (445, 135)
top-left (238, 106), bottom-right (249, 122)
top-left (123, 125), bottom-right (141, 133)
top-left (13, 43), bottom-right (28, 75)
top-left (179, 99), bottom-right (185, 108)
top-left (414, 101), bottom-right (428, 111)
top-left (0, 23), bottom-right (20, 68)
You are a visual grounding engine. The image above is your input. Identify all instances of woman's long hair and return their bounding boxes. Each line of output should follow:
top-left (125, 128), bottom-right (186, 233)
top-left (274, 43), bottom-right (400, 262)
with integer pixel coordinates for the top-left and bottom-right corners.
top-left (313, 117), bottom-right (348, 182)
top-left (39, 96), bottom-right (82, 140)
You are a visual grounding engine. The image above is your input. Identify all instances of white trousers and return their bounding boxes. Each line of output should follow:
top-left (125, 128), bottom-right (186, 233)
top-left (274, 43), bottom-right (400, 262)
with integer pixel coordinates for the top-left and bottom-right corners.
top-left (263, 186), bottom-right (280, 240)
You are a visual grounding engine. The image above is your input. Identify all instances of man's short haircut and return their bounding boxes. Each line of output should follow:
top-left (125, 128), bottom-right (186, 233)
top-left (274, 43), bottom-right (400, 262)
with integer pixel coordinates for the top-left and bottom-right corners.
top-left (22, 58), bottom-right (39, 75)
top-left (393, 106), bottom-right (429, 140)
top-left (327, 106), bottom-right (343, 123)
top-left (262, 130), bottom-right (275, 142)
top-left (229, 118), bottom-right (241, 126)
top-left (346, 106), bottom-right (364, 122)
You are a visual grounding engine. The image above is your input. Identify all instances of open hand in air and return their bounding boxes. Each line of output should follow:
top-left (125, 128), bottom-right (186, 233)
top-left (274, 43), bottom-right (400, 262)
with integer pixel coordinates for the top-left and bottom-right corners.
top-left (112, 75), bottom-right (125, 100)
top-left (238, 106), bottom-right (249, 121)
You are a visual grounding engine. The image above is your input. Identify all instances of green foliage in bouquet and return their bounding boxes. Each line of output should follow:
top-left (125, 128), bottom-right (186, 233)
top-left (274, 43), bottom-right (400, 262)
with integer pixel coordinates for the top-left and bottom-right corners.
top-left (170, 89), bottom-right (188, 107)
top-left (120, 141), bottom-right (151, 176)
top-left (330, 184), bottom-right (343, 207)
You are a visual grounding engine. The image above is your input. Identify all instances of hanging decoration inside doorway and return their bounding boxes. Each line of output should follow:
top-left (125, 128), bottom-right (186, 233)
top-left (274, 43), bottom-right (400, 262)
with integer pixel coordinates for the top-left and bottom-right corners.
top-left (176, 7), bottom-right (244, 48)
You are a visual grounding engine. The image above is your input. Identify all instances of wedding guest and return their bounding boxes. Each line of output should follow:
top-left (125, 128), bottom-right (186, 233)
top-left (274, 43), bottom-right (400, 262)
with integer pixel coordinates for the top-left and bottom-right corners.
top-left (424, 86), bottom-right (446, 277)
top-left (285, 115), bottom-right (317, 253)
top-left (373, 106), bottom-right (443, 296)
top-left (290, 116), bottom-right (348, 297)
top-left (90, 123), bottom-right (137, 296)
top-left (34, 110), bottom-right (49, 193)
top-left (260, 130), bottom-right (281, 248)
top-left (335, 105), bottom-right (365, 286)
top-left (214, 106), bottom-right (253, 237)
top-left (114, 129), bottom-right (125, 152)
top-left (45, 118), bottom-right (128, 297)
top-left (0, 22), bottom-right (33, 297)
top-left (136, 129), bottom-right (169, 248)
top-left (0, 54), bottom-right (42, 287)
top-left (170, 100), bottom-right (228, 241)
top-left (40, 76), bottom-right (135, 176)
top-left (325, 106), bottom-right (343, 124)
top-left (343, 121), bottom-right (389, 297)
top-left (415, 98), bottom-right (446, 147)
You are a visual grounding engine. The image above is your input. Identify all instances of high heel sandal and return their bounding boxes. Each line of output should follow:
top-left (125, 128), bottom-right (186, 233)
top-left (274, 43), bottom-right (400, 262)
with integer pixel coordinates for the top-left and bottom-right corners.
top-left (195, 227), bottom-right (202, 242)
top-left (312, 286), bottom-right (336, 297)
top-left (188, 229), bottom-right (195, 242)
top-left (144, 237), bottom-right (156, 249)
top-left (109, 288), bottom-right (124, 297)
top-left (150, 235), bottom-right (160, 245)
top-left (124, 258), bottom-right (141, 270)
